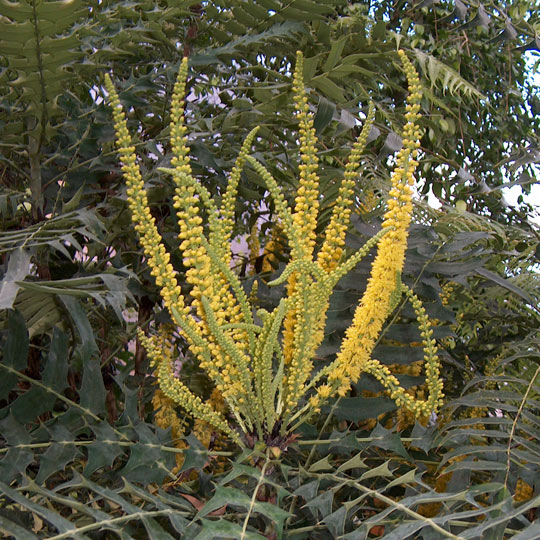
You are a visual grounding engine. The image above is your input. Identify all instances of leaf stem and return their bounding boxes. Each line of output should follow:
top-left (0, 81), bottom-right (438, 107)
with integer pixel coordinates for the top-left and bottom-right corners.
top-left (0, 439), bottom-right (234, 456)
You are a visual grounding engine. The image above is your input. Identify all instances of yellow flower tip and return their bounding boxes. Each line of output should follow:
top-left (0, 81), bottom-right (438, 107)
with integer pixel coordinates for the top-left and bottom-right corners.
top-left (293, 51), bottom-right (306, 92)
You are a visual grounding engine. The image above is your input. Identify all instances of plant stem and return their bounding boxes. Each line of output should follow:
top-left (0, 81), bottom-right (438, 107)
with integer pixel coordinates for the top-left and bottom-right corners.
top-left (240, 450), bottom-right (271, 539)
top-left (28, 130), bottom-right (43, 221)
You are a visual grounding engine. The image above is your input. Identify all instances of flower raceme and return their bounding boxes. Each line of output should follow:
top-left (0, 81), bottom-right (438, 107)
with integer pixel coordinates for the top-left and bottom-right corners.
top-left (105, 50), bottom-right (443, 448)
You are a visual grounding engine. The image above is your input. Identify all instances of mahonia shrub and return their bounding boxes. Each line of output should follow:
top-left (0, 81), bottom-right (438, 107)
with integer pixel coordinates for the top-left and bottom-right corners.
top-left (104, 50), bottom-right (443, 448)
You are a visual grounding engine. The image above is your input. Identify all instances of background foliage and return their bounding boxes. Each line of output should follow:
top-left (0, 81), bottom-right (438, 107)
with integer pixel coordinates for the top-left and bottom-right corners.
top-left (0, 0), bottom-right (539, 538)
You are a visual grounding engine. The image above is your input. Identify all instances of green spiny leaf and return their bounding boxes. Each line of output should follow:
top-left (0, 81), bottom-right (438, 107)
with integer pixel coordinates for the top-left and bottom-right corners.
top-left (85, 422), bottom-right (123, 476)
top-left (0, 309), bottom-right (28, 399)
top-left (35, 425), bottom-right (79, 484)
top-left (179, 434), bottom-right (210, 473)
top-left (0, 413), bottom-right (33, 481)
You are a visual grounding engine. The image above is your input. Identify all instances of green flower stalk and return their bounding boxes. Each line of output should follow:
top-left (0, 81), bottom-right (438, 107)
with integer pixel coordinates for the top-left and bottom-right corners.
top-left (105, 50), bottom-right (443, 448)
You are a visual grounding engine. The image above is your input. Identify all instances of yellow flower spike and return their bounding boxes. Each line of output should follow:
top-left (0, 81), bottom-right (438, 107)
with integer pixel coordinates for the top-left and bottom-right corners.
top-left (282, 51), bottom-right (322, 374)
top-left (304, 50), bottom-right (433, 419)
top-left (318, 101), bottom-right (376, 273)
top-left (167, 59), bottom-right (228, 322)
top-left (199, 296), bottom-right (256, 421)
top-left (170, 57), bottom-right (191, 175)
top-left (291, 51), bottom-right (320, 259)
top-left (282, 278), bottom-right (325, 410)
top-left (168, 156), bottom-right (248, 398)
top-left (252, 298), bottom-right (291, 428)
top-left (104, 74), bottom-right (191, 325)
top-left (168, 66), bottom-right (254, 360)
top-left (220, 127), bottom-right (261, 262)
top-left (278, 230), bottom-right (388, 419)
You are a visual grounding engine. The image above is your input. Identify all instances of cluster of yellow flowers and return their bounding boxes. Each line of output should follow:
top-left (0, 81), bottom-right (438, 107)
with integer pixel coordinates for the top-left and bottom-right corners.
top-left (105, 50), bottom-right (443, 447)
top-left (514, 478), bottom-right (534, 502)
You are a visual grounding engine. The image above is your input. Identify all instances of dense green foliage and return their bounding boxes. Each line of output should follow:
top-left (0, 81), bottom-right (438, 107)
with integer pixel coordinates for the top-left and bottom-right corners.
top-left (1, 1), bottom-right (539, 538)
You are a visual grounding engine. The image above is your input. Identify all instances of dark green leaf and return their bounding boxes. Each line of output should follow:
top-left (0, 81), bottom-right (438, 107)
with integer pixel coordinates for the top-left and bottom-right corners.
top-left (194, 519), bottom-right (266, 540)
top-left (179, 434), bottom-right (209, 473)
top-left (0, 515), bottom-right (38, 540)
top-left (59, 295), bottom-right (98, 362)
top-left (85, 422), bottom-right (123, 476)
top-left (313, 97), bottom-right (336, 134)
top-left (0, 310), bottom-right (28, 400)
top-left (385, 323), bottom-right (453, 342)
top-left (308, 455), bottom-right (333, 472)
top-left (43, 327), bottom-right (70, 392)
top-left (121, 423), bottom-right (171, 484)
top-left (476, 267), bottom-right (535, 306)
top-left (0, 480), bottom-right (77, 535)
top-left (293, 480), bottom-right (319, 501)
top-left (328, 396), bottom-right (396, 422)
top-left (409, 422), bottom-right (437, 453)
top-left (369, 424), bottom-right (411, 461)
top-left (337, 452), bottom-right (368, 473)
top-left (79, 356), bottom-right (107, 416)
top-left (4, 309), bottom-right (29, 371)
top-left (0, 413), bottom-right (33, 481)
top-left (323, 36), bottom-right (348, 72)
top-left (304, 490), bottom-right (333, 519)
top-left (198, 485), bottom-right (290, 528)
top-left (36, 425), bottom-right (79, 483)
top-left (322, 505), bottom-right (347, 537)
top-left (372, 345), bottom-right (426, 365)
top-left (310, 75), bottom-right (346, 102)
top-left (141, 516), bottom-right (177, 540)
top-left (10, 385), bottom-right (56, 424)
